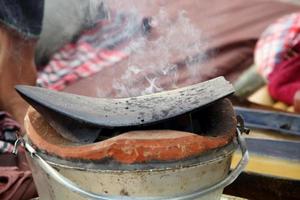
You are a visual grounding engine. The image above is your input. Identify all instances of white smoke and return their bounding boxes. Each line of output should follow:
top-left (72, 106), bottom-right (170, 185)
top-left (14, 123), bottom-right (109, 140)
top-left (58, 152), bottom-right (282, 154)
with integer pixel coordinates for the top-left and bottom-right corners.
top-left (111, 8), bottom-right (207, 97)
top-left (37, 0), bottom-right (208, 97)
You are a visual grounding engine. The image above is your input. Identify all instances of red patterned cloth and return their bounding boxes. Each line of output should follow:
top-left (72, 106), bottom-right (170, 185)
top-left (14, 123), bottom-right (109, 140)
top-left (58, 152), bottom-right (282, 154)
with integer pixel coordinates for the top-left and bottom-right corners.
top-left (255, 12), bottom-right (300, 105)
top-left (268, 42), bottom-right (300, 105)
top-left (37, 12), bottom-right (143, 90)
top-left (255, 12), bottom-right (300, 79)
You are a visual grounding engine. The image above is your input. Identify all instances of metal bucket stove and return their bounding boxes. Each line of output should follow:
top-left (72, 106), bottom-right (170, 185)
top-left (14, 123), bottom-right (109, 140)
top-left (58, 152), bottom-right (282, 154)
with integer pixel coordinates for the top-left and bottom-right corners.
top-left (15, 77), bottom-right (249, 200)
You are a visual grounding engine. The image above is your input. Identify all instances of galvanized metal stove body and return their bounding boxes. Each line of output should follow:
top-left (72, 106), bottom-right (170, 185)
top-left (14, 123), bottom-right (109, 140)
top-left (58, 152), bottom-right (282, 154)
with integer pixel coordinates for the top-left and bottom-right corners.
top-left (15, 76), bottom-right (249, 200)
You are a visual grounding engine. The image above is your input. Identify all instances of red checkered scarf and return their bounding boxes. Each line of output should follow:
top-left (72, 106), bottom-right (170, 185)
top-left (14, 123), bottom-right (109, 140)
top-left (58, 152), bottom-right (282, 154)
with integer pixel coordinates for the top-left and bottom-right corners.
top-left (255, 12), bottom-right (300, 79)
top-left (37, 12), bottom-right (144, 91)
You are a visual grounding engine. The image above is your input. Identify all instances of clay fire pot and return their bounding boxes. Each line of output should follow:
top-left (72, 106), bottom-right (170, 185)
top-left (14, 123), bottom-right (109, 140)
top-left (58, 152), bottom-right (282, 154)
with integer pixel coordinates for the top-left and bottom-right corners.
top-left (24, 98), bottom-right (236, 164)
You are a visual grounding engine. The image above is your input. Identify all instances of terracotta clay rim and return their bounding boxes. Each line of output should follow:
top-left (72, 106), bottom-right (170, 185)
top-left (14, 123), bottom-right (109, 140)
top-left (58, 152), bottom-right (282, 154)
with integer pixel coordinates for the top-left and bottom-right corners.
top-left (25, 99), bottom-right (236, 164)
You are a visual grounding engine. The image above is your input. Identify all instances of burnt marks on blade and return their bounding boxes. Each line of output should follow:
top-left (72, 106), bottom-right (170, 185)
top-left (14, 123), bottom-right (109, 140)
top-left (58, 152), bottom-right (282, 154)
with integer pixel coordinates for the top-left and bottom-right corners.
top-left (15, 77), bottom-right (234, 142)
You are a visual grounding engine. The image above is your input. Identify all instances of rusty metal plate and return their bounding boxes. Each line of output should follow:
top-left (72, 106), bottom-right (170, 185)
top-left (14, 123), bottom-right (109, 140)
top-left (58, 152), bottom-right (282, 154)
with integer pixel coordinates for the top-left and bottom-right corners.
top-left (16, 76), bottom-right (234, 143)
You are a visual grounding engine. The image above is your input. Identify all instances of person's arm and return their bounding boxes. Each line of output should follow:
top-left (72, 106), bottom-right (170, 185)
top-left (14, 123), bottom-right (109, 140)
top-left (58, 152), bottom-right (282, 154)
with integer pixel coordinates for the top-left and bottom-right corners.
top-left (0, 0), bottom-right (44, 135)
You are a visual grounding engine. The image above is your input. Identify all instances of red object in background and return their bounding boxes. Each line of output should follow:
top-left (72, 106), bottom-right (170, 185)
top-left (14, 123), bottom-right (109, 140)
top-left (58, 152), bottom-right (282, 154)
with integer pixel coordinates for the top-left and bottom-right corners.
top-left (268, 42), bottom-right (300, 105)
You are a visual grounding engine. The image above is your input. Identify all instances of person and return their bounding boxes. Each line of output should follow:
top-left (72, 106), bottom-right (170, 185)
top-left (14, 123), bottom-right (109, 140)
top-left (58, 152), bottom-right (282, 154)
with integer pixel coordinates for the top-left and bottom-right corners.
top-left (255, 12), bottom-right (300, 112)
top-left (0, 1), bottom-right (44, 134)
